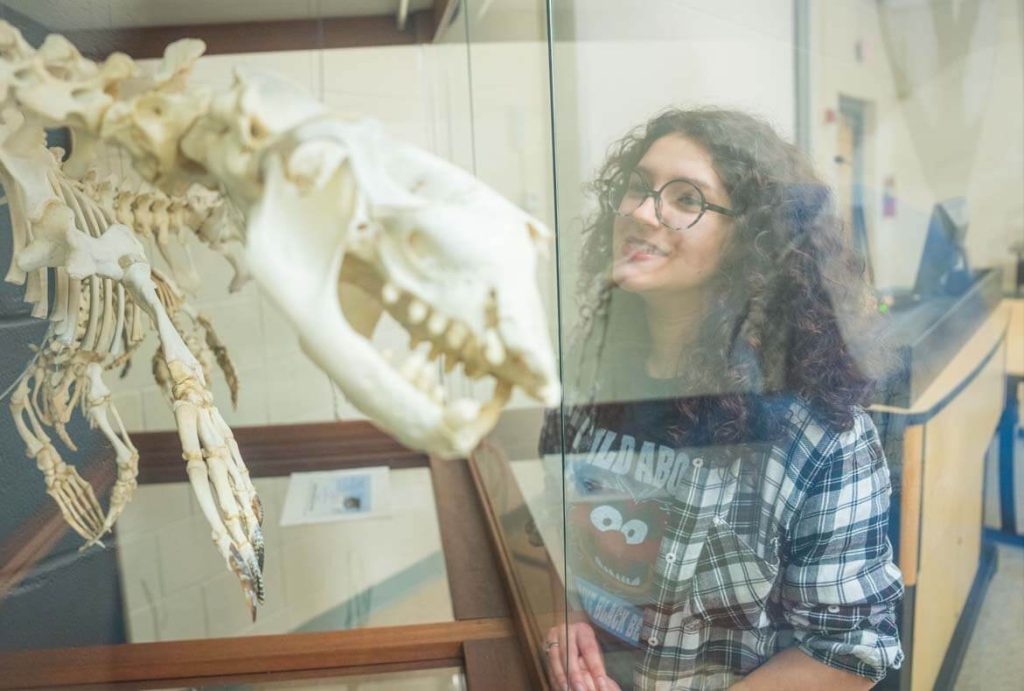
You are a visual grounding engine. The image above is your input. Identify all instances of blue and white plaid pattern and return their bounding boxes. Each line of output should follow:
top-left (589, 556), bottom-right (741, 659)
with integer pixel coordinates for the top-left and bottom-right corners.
top-left (560, 400), bottom-right (904, 690)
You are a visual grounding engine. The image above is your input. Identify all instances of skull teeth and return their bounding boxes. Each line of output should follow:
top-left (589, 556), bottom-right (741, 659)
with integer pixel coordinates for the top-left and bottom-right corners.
top-left (382, 282), bottom-right (400, 305)
top-left (427, 312), bottom-right (447, 336)
top-left (446, 323), bottom-right (468, 349)
top-left (483, 329), bottom-right (505, 366)
top-left (378, 288), bottom-right (532, 408)
top-left (408, 300), bottom-right (428, 324)
top-left (400, 349), bottom-right (443, 398)
top-left (444, 398), bottom-right (480, 427)
top-left (442, 352), bottom-right (457, 373)
top-left (399, 349), bottom-right (426, 379)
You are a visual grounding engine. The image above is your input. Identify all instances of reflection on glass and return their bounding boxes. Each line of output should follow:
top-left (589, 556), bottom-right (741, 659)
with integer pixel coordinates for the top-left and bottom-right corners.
top-left (0, 2), bottom-right (1020, 690)
top-left (548, 106), bottom-right (903, 690)
top-left (542, 1), bottom-right (1022, 689)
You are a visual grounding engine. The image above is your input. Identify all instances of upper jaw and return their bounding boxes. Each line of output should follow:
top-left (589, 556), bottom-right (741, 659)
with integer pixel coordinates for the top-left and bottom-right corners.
top-left (338, 252), bottom-right (560, 457)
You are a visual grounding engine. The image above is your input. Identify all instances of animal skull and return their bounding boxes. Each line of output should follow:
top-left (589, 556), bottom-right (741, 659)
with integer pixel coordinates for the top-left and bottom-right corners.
top-left (249, 117), bottom-right (559, 458)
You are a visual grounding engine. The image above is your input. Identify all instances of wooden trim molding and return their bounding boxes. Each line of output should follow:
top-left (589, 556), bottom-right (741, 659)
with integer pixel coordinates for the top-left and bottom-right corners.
top-left (0, 618), bottom-right (512, 689)
top-left (132, 418), bottom-right (428, 484)
top-left (464, 637), bottom-right (534, 690)
top-left (0, 459), bottom-right (115, 603)
top-left (898, 424), bottom-right (924, 587)
top-left (430, 456), bottom-right (510, 620)
top-left (59, 13), bottom-right (437, 61)
top-left (467, 442), bottom-right (554, 691)
top-left (932, 542), bottom-right (999, 691)
top-left (74, 659), bottom-right (462, 691)
top-left (870, 306), bottom-right (1009, 423)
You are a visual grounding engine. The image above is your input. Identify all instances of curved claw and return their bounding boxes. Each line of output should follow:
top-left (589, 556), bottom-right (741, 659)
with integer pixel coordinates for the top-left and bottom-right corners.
top-left (229, 543), bottom-right (265, 621)
top-left (251, 522), bottom-right (265, 572)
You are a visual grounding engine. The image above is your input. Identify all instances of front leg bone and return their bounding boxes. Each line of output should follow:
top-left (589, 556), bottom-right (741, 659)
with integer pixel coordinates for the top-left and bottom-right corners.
top-left (82, 362), bottom-right (139, 542)
top-left (120, 260), bottom-right (263, 615)
top-left (170, 367), bottom-right (263, 616)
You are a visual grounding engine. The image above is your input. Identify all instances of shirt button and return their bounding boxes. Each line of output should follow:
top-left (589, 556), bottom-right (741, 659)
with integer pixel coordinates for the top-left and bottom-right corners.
top-left (827, 605), bottom-right (841, 613)
top-left (665, 552), bottom-right (677, 563)
top-left (692, 457), bottom-right (704, 468)
top-left (647, 635), bottom-right (660, 647)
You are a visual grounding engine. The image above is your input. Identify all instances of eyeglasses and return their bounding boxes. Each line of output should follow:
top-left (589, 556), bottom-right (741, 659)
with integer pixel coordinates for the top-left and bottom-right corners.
top-left (607, 171), bottom-right (734, 230)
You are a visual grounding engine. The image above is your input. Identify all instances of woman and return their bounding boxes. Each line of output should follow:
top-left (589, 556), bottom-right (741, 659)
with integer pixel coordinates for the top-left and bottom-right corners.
top-left (543, 108), bottom-right (903, 690)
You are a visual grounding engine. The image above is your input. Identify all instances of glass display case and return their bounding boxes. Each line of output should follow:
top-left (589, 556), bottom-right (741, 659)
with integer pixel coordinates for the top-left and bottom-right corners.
top-left (0, 1), bottom-right (1021, 690)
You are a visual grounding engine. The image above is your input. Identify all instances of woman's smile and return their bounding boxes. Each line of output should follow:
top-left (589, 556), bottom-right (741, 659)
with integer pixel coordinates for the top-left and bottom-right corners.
top-left (620, 235), bottom-right (670, 262)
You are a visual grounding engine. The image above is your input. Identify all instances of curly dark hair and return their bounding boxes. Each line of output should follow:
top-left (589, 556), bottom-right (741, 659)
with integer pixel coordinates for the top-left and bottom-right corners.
top-left (557, 107), bottom-right (886, 453)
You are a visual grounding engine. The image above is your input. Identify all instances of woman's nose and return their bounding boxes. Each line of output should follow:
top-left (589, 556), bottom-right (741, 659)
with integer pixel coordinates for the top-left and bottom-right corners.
top-left (630, 195), bottom-right (661, 228)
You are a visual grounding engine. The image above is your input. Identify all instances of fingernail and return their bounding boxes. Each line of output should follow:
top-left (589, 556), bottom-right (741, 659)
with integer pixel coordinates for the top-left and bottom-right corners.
top-left (597, 678), bottom-right (608, 691)
top-left (574, 685), bottom-right (587, 691)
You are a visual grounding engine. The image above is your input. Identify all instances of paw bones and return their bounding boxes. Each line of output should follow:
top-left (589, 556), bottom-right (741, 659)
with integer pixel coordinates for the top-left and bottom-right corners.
top-left (9, 374), bottom-right (106, 543)
top-left (167, 358), bottom-right (264, 617)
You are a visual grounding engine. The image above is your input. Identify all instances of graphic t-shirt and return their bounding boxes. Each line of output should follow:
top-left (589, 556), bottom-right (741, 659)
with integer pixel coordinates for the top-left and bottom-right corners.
top-left (563, 388), bottom-right (698, 647)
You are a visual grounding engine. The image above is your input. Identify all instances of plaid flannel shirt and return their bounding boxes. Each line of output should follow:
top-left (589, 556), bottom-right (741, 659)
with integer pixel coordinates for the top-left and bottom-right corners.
top-left (557, 398), bottom-right (905, 690)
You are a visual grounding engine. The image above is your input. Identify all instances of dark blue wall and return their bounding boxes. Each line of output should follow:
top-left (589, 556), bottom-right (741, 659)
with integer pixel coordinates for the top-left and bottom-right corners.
top-left (0, 15), bottom-right (127, 650)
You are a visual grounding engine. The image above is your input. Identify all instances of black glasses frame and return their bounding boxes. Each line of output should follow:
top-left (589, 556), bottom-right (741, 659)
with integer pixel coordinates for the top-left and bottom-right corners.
top-left (607, 174), bottom-right (734, 230)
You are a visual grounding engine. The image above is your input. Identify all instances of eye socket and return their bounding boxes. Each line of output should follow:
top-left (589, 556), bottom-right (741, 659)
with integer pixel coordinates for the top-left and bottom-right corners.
top-left (398, 228), bottom-right (440, 276)
top-left (621, 519), bottom-right (649, 545)
top-left (590, 505), bottom-right (622, 532)
top-left (405, 229), bottom-right (429, 259)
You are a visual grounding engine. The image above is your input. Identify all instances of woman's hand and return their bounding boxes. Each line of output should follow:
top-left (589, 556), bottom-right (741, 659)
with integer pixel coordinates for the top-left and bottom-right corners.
top-left (543, 620), bottom-right (622, 691)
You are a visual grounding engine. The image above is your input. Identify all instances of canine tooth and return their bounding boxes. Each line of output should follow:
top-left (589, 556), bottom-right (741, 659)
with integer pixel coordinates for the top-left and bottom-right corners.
top-left (470, 381), bottom-right (511, 433)
top-left (427, 312), bottom-right (447, 336)
top-left (446, 323), bottom-right (468, 349)
top-left (382, 282), bottom-right (400, 305)
top-left (461, 341), bottom-right (486, 377)
top-left (408, 300), bottom-right (428, 324)
top-left (443, 352), bottom-right (458, 373)
top-left (483, 330), bottom-right (505, 366)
